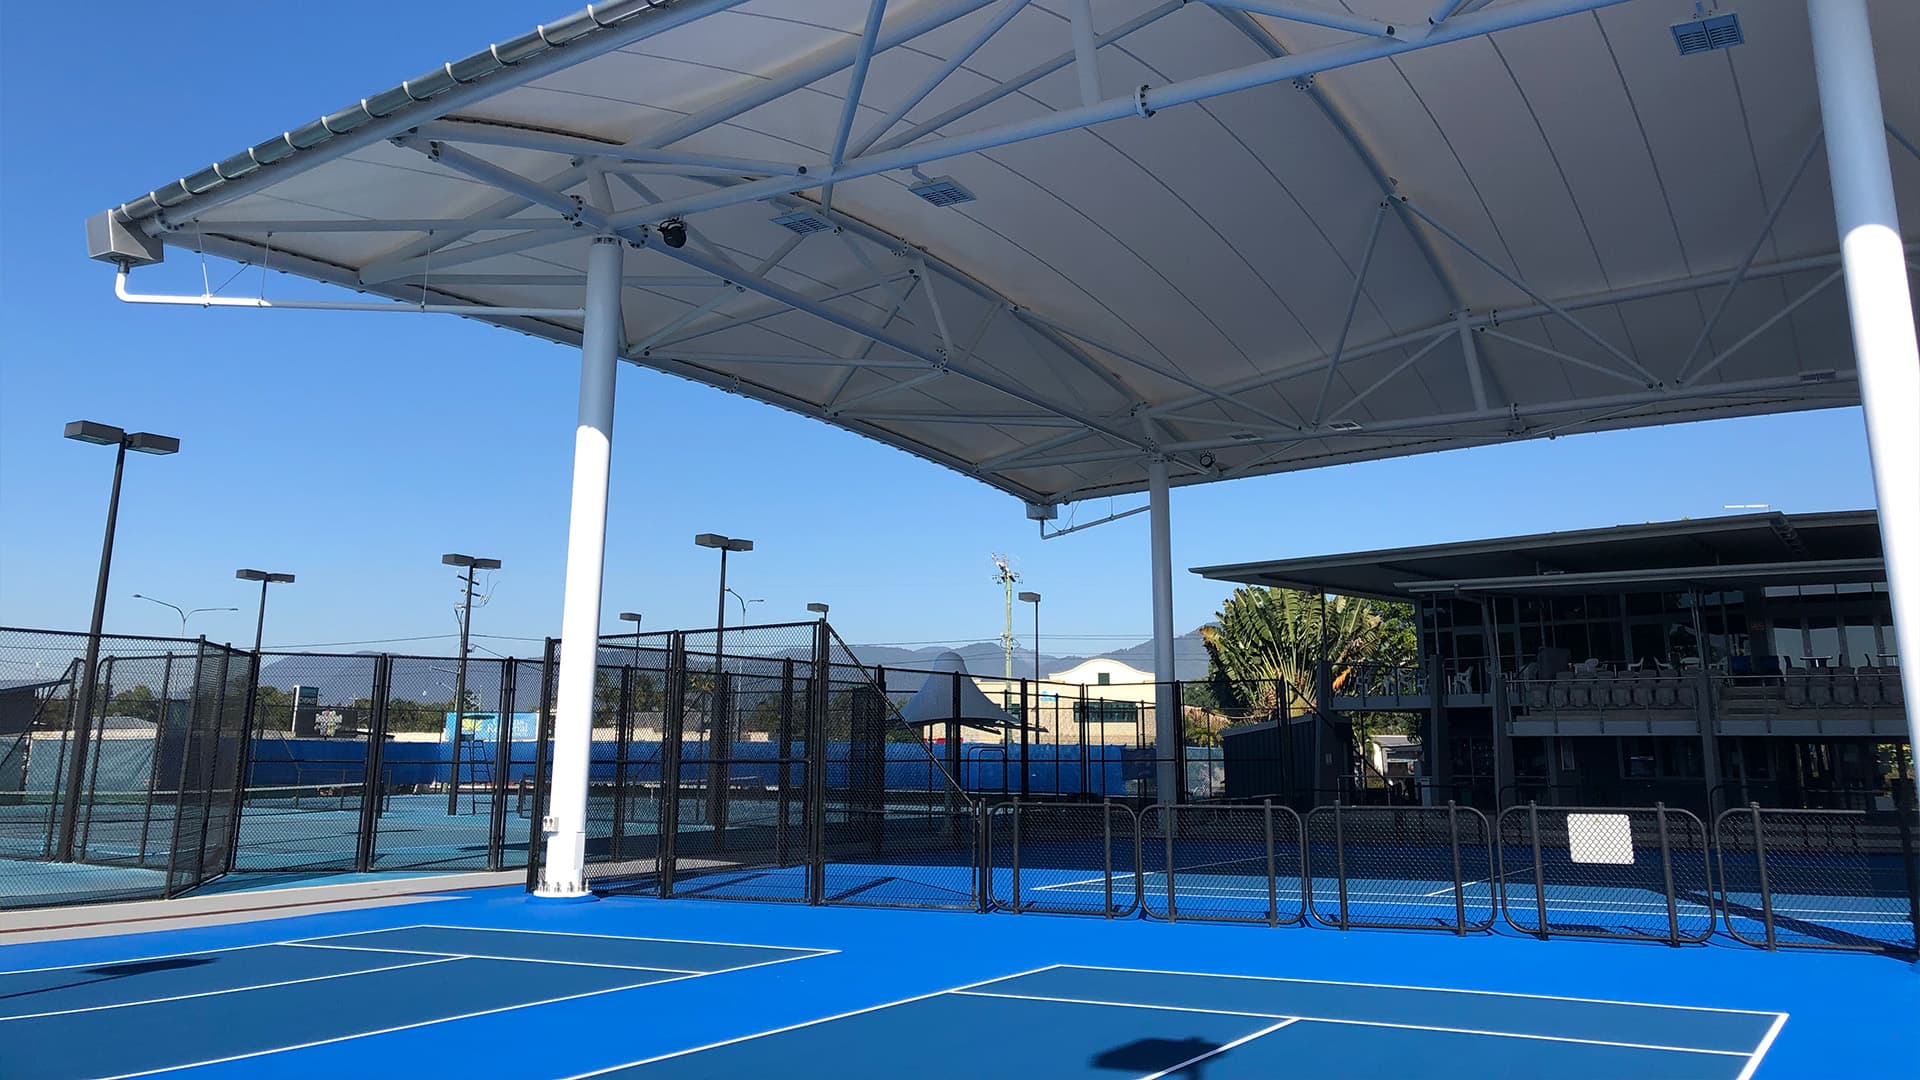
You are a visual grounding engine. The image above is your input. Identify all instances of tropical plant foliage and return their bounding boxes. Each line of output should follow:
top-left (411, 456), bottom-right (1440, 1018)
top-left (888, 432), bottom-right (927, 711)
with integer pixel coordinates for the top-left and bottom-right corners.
top-left (1199, 587), bottom-right (1417, 718)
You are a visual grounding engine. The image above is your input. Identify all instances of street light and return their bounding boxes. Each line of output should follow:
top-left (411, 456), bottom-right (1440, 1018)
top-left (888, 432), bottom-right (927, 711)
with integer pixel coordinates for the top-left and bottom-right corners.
top-left (129, 594), bottom-right (238, 637)
top-left (59, 420), bottom-right (179, 862)
top-left (618, 611), bottom-right (644, 654)
top-left (725, 588), bottom-right (763, 623)
top-left (1018, 591), bottom-right (1042, 682)
top-left (806, 602), bottom-right (829, 619)
top-left (234, 570), bottom-right (296, 653)
top-left (442, 553), bottom-right (501, 815)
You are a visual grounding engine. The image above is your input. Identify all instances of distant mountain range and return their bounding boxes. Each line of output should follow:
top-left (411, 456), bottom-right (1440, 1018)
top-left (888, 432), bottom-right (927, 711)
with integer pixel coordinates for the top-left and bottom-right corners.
top-left (257, 629), bottom-right (1215, 706)
top-left (839, 629), bottom-right (1212, 682)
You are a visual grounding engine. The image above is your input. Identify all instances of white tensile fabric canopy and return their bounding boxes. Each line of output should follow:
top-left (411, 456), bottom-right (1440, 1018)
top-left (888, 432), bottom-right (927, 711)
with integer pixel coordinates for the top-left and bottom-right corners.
top-left (92, 0), bottom-right (1919, 894)
top-left (94, 0), bottom-right (1917, 508)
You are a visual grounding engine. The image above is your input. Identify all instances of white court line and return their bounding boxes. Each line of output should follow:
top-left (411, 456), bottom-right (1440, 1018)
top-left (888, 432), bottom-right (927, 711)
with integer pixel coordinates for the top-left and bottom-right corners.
top-left (1138, 1018), bottom-right (1300, 1079)
top-left (1733, 1012), bottom-right (1790, 1080)
top-left (0, 956), bottom-right (456, 1022)
top-left (952, 990), bottom-right (1752, 1057)
top-left (558, 965), bottom-right (1070, 1079)
top-left (397, 924), bottom-right (838, 953)
top-left (95, 946), bottom-right (828, 1080)
top-left (281, 942), bottom-right (705, 974)
top-left (1058, 964), bottom-right (1785, 1016)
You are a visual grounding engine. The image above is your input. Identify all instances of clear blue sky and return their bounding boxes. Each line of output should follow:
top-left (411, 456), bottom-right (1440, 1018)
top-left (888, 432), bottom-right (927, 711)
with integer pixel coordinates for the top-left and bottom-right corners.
top-left (0, 2), bottom-right (1882, 658)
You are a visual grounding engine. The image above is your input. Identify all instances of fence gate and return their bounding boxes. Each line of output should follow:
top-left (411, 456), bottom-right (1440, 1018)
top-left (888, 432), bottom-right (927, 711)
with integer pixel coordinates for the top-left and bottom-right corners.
top-left (1714, 805), bottom-right (1920, 954)
top-left (1497, 803), bottom-right (1714, 944)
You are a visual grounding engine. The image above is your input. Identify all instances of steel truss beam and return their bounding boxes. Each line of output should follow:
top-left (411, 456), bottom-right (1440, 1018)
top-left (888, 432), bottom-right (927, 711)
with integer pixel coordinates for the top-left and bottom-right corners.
top-left (1145, 245), bottom-right (1906, 419)
top-left (603, 0), bottom-right (1643, 229)
top-left (1014, 371), bottom-right (1859, 470)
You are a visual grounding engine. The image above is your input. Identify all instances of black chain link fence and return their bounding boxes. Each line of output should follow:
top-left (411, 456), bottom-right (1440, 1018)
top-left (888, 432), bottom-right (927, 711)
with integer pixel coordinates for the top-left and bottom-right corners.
top-left (1304, 804), bottom-right (1495, 933)
top-left (1715, 805), bottom-right (1920, 954)
top-left (987, 801), bottom-right (1139, 917)
top-left (1, 629), bottom-right (252, 907)
top-left (1497, 803), bottom-right (1714, 944)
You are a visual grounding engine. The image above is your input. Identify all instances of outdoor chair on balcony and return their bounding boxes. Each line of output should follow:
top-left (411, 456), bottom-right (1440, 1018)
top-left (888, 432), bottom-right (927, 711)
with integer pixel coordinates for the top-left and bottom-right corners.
top-left (1857, 675), bottom-right (1884, 706)
top-left (1652, 679), bottom-right (1678, 707)
top-left (1831, 676), bottom-right (1858, 706)
top-left (1785, 672), bottom-right (1810, 706)
top-left (1808, 677), bottom-right (1833, 707)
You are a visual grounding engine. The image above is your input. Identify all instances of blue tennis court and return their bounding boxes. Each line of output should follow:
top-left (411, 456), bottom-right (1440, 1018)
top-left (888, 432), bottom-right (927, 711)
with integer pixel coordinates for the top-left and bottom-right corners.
top-left (3, 884), bottom-right (1913, 1079)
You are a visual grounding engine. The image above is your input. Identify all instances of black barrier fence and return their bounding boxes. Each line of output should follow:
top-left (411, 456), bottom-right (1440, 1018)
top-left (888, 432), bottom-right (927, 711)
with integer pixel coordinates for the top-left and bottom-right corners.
top-left (1306, 804), bottom-right (1496, 933)
top-left (1715, 805), bottom-right (1920, 954)
top-left (988, 801), bottom-right (1140, 918)
top-left (1497, 803), bottom-right (1715, 944)
top-left (1140, 803), bottom-right (1304, 926)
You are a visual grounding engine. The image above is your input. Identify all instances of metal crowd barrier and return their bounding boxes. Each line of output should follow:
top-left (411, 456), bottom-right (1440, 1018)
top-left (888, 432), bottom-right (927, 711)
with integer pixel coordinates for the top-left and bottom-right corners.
top-left (1714, 805), bottom-right (1919, 954)
top-left (1496, 803), bottom-right (1715, 945)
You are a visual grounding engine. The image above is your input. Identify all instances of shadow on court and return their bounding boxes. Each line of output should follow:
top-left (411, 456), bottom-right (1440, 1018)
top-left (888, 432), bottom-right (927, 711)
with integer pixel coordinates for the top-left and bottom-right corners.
top-left (0, 956), bottom-right (214, 1002)
top-left (1093, 1036), bottom-right (1222, 1078)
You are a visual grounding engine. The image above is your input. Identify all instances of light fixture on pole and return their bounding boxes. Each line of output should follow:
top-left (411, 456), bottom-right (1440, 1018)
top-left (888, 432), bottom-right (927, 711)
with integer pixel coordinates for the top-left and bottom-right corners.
top-left (618, 611), bottom-right (644, 654)
top-left (442, 553), bottom-right (501, 815)
top-left (58, 420), bottom-right (179, 862)
top-left (129, 594), bottom-right (238, 638)
top-left (234, 570), bottom-right (296, 653)
top-left (806, 602), bottom-right (829, 619)
top-left (1018, 592), bottom-right (1042, 682)
top-left (693, 533), bottom-right (753, 651)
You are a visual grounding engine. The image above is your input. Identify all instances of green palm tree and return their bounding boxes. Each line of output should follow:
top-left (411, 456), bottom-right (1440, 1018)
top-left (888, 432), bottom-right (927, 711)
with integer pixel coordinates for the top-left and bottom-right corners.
top-left (1200, 587), bottom-right (1415, 718)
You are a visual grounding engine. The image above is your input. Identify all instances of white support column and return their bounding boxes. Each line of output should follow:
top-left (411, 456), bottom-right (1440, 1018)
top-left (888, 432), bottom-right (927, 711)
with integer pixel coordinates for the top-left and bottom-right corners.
top-left (536, 235), bottom-right (626, 898)
top-left (1148, 455), bottom-right (1180, 803)
top-left (1809, 0), bottom-right (1920, 812)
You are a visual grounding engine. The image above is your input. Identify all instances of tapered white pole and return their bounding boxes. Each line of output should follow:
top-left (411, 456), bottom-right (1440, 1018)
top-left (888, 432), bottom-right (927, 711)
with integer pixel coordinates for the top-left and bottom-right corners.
top-left (1807, 0), bottom-right (1920, 814)
top-left (1148, 455), bottom-right (1180, 803)
top-left (537, 235), bottom-right (625, 897)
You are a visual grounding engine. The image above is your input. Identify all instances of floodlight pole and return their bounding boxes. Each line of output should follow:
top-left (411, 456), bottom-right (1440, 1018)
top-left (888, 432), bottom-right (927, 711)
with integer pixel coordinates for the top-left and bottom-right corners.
top-left (57, 421), bottom-right (177, 863)
top-left (1808, 0), bottom-right (1920, 816)
top-left (536, 235), bottom-right (624, 899)
top-left (1147, 455), bottom-right (1179, 806)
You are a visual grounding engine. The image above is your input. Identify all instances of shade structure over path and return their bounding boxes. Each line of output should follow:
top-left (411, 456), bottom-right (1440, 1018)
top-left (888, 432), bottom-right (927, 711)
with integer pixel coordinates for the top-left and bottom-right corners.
top-left (89, 0), bottom-right (1919, 894)
top-left (897, 650), bottom-right (1023, 731)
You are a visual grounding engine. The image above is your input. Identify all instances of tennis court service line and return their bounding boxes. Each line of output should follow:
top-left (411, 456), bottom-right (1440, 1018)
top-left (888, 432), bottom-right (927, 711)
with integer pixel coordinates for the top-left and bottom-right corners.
top-left (1061, 964), bottom-right (1788, 1015)
top-left (281, 941), bottom-right (708, 973)
top-left (0, 956), bottom-right (457, 1022)
top-left (948, 989), bottom-right (1754, 1057)
top-left (559, 965), bottom-right (1072, 1078)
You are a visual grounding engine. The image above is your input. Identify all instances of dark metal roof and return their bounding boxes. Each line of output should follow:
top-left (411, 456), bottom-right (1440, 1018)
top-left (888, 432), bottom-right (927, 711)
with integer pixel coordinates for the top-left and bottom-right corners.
top-left (1192, 509), bottom-right (1885, 599)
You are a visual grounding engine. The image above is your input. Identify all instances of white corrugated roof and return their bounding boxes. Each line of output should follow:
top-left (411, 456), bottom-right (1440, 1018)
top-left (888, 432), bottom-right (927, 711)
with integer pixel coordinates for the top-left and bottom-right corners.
top-left (94, 0), bottom-right (1919, 509)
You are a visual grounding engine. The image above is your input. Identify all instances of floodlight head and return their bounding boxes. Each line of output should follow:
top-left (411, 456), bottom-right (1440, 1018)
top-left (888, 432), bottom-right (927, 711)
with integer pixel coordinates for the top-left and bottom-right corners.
top-left (694, 533), bottom-right (752, 552)
top-left (1327, 420), bottom-right (1364, 432)
top-left (64, 420), bottom-right (125, 445)
top-left (1672, 9), bottom-right (1742, 55)
top-left (806, 602), bottom-right (829, 615)
top-left (619, 612), bottom-right (644, 623)
top-left (442, 553), bottom-right (500, 569)
top-left (908, 175), bottom-right (977, 207)
top-left (268, 573), bottom-right (296, 584)
top-left (236, 569), bottom-right (266, 581)
top-left (1018, 591), bottom-right (1041, 604)
top-left (769, 210), bottom-right (833, 235)
top-left (125, 432), bottom-right (180, 455)
top-left (657, 219), bottom-right (688, 248)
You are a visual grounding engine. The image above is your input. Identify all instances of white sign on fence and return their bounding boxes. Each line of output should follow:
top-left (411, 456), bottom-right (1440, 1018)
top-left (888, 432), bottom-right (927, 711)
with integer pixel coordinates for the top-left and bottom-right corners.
top-left (1567, 813), bottom-right (1635, 865)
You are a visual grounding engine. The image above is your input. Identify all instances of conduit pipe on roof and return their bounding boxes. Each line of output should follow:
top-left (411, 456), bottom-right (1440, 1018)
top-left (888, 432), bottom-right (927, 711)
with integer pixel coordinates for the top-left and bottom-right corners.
top-left (113, 269), bottom-right (585, 318)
